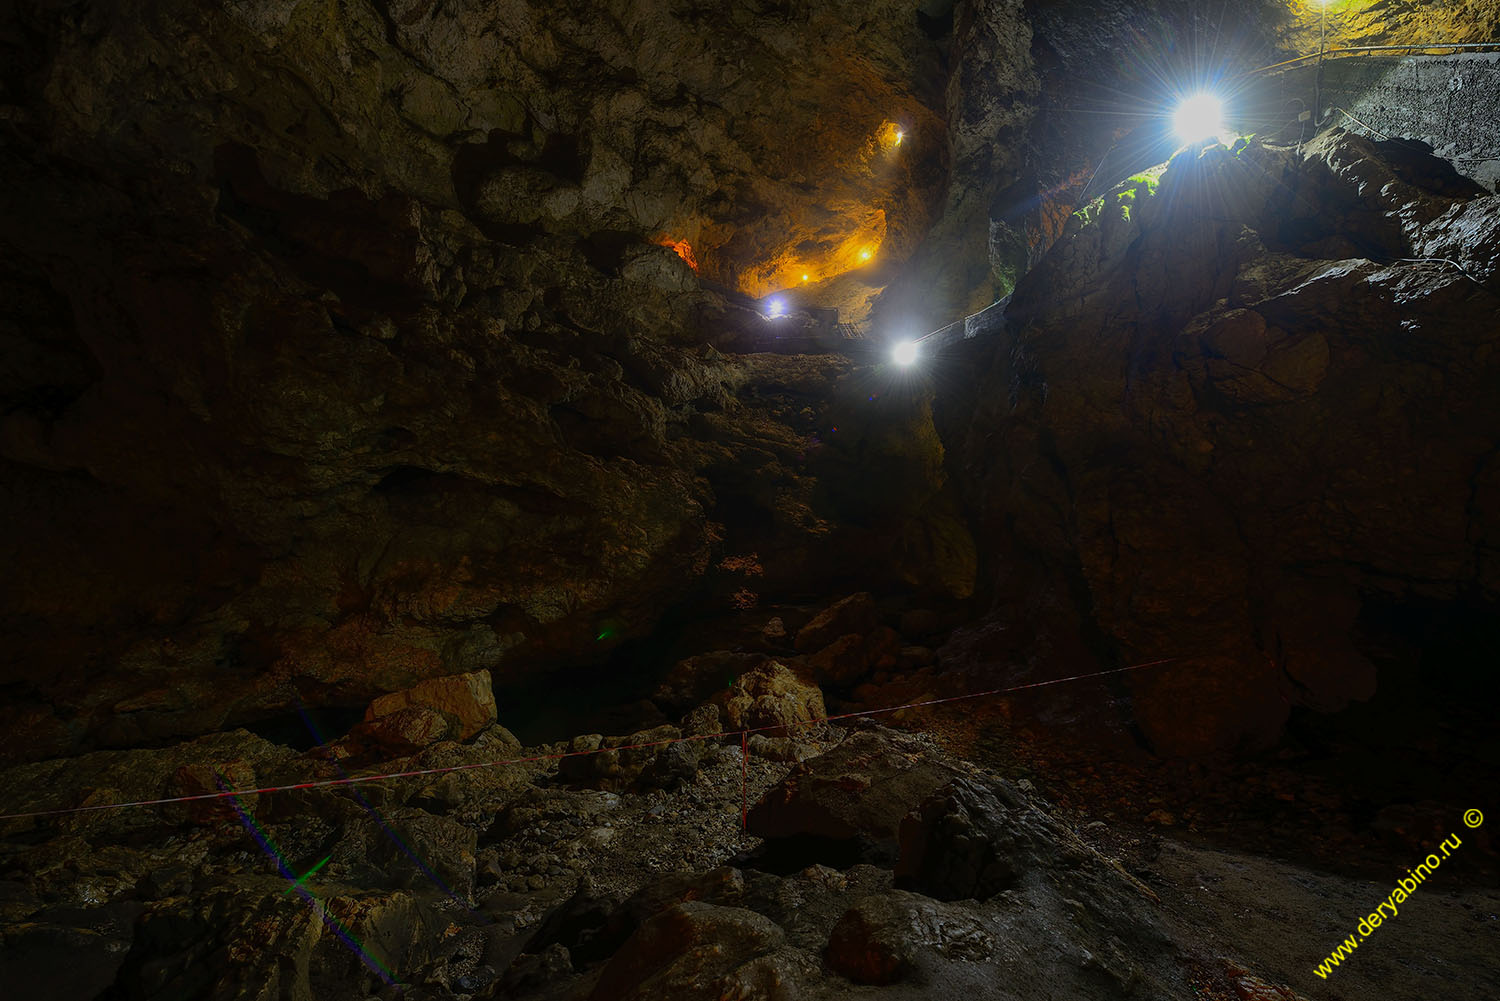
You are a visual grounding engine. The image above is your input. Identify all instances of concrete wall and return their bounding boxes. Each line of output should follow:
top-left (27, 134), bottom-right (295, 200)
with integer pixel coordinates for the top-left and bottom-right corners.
top-left (1266, 52), bottom-right (1500, 190)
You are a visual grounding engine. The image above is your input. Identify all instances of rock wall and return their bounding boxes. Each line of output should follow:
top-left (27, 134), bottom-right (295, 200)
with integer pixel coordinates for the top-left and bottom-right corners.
top-left (1276, 0), bottom-right (1500, 55)
top-left (886, 0), bottom-right (1500, 336)
top-left (874, 0), bottom-right (1296, 335)
top-left (1267, 53), bottom-right (1500, 191)
top-left (870, 0), bottom-right (1038, 332)
top-left (0, 0), bottom-right (973, 762)
top-left (941, 131), bottom-right (1500, 755)
top-left (2, 0), bottom-right (1495, 763)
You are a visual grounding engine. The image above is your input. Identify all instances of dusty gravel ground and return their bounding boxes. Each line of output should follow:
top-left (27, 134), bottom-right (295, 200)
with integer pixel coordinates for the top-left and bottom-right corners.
top-left (1144, 836), bottom-right (1500, 1000)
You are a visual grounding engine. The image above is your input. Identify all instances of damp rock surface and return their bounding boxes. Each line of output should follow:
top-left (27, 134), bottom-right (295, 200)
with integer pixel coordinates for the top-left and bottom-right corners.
top-left (941, 131), bottom-right (1500, 755)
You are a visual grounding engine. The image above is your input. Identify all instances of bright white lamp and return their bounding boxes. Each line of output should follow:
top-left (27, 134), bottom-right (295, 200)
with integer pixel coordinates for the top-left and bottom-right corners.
top-left (892, 340), bottom-right (919, 366)
top-left (1173, 93), bottom-right (1225, 146)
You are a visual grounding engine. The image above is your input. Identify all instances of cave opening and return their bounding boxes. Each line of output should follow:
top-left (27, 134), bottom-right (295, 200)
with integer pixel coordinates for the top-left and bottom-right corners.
top-left (916, 5), bottom-right (955, 42)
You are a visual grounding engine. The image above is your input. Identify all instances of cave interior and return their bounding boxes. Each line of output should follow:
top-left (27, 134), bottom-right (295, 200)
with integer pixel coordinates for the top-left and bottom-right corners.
top-left (0, 1), bottom-right (1497, 999)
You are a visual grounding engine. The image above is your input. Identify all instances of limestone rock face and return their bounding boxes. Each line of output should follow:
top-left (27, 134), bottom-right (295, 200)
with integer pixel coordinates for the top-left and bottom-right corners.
top-left (1275, 0), bottom-right (1500, 56)
top-left (0, 0), bottom-right (969, 761)
top-left (718, 662), bottom-right (827, 737)
top-left (875, 0), bottom-right (1039, 330)
top-left (944, 132), bottom-right (1500, 754)
top-left (746, 727), bottom-right (961, 862)
top-left (5, 0), bottom-right (1488, 775)
top-left (364, 669), bottom-right (497, 741)
top-left (874, 0), bottom-right (1293, 333)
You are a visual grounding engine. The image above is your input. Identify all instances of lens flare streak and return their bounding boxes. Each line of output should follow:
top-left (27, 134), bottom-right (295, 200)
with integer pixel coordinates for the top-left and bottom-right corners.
top-left (294, 701), bottom-right (484, 919)
top-left (283, 852), bottom-right (332, 896)
top-left (216, 773), bottom-right (402, 987)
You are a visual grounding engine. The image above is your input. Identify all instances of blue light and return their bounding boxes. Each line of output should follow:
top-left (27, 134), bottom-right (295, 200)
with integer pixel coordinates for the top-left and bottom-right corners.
top-left (767, 297), bottom-right (785, 318)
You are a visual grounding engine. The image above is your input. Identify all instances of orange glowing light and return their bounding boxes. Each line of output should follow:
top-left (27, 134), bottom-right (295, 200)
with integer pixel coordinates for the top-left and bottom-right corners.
top-left (801, 274), bottom-right (809, 282)
top-left (658, 238), bottom-right (699, 271)
top-left (860, 249), bottom-right (872, 261)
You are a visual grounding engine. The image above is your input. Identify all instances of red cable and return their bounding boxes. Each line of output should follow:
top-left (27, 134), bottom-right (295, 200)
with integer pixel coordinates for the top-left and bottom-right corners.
top-left (0, 658), bottom-right (1176, 822)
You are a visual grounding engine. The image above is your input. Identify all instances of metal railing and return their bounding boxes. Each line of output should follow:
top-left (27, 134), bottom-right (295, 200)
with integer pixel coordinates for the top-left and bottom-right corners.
top-left (1245, 41), bottom-right (1500, 78)
top-left (913, 294), bottom-right (1010, 347)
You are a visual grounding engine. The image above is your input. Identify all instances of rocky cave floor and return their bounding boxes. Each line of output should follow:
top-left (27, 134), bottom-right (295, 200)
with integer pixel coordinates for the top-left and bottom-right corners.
top-left (2, 596), bottom-right (1496, 1001)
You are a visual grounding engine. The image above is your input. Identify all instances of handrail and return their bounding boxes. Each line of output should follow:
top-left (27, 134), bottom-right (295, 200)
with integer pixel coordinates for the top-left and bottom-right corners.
top-left (914, 294), bottom-right (1010, 345)
top-left (1243, 42), bottom-right (1500, 78)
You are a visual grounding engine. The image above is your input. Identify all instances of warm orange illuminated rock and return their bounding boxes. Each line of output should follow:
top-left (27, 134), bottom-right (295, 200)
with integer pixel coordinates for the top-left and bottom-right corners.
top-left (658, 238), bottom-right (699, 271)
top-left (740, 207), bottom-right (888, 301)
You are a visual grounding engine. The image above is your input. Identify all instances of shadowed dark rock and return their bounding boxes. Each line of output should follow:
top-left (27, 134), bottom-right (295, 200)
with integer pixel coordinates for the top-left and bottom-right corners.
top-left (794, 593), bottom-right (881, 652)
top-left (825, 890), bottom-right (993, 985)
top-left (586, 901), bottom-right (806, 1001)
top-left (895, 777), bottom-right (1025, 901)
top-left (943, 132), bottom-right (1500, 754)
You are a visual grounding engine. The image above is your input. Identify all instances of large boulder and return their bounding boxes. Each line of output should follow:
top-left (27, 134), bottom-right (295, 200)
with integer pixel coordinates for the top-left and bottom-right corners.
top-left (363, 669), bottom-right (497, 741)
top-left (717, 662), bottom-right (827, 738)
top-left (896, 776), bottom-right (1043, 901)
top-left (747, 728), bottom-right (961, 863)
top-left (350, 706), bottom-right (454, 756)
top-left (586, 902), bottom-right (809, 1001)
top-left (803, 626), bottom-right (902, 686)
top-left (824, 890), bottom-right (993, 985)
top-left (532, 866), bottom-right (751, 967)
top-left (652, 650), bottom-right (769, 716)
top-left (555, 726), bottom-right (698, 792)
